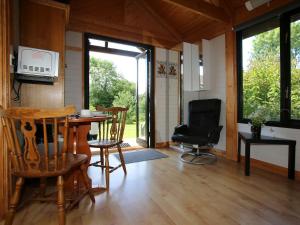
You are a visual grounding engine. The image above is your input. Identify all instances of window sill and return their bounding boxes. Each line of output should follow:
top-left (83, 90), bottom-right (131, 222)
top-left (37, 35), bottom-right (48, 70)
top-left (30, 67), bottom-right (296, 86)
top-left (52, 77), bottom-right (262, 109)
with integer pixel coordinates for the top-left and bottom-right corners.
top-left (238, 120), bottom-right (300, 129)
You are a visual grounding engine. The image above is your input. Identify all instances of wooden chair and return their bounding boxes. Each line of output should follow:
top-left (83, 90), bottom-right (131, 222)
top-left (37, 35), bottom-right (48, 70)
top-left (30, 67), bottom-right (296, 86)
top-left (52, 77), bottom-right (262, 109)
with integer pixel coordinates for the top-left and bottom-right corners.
top-left (0, 105), bottom-right (95, 225)
top-left (88, 107), bottom-right (128, 189)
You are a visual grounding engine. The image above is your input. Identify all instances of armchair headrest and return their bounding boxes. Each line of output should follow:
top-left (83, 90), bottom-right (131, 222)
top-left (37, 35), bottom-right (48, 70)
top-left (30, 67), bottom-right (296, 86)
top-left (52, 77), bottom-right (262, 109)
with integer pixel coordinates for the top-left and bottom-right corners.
top-left (188, 99), bottom-right (221, 132)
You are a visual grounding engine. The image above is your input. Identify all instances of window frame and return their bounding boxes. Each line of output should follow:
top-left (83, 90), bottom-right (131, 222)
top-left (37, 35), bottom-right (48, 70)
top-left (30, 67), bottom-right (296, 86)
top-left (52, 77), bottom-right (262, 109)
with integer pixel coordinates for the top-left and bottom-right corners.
top-left (237, 7), bottom-right (300, 129)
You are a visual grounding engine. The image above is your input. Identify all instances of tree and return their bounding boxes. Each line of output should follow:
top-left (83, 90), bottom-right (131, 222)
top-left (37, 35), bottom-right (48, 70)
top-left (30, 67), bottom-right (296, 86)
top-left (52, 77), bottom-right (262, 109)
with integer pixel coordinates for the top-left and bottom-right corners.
top-left (89, 58), bottom-right (120, 108)
top-left (137, 93), bottom-right (146, 122)
top-left (89, 57), bottom-right (137, 122)
top-left (113, 90), bottom-right (136, 124)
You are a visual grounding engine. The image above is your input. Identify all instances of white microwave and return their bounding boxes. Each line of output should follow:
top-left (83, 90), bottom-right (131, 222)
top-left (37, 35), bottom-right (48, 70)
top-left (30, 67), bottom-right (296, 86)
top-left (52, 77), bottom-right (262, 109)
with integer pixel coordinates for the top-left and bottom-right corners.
top-left (16, 46), bottom-right (59, 83)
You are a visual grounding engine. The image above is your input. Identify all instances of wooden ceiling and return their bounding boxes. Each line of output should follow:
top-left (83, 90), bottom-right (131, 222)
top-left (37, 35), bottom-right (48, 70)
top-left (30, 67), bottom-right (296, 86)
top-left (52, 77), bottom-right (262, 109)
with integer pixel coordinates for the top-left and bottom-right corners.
top-left (67, 0), bottom-right (296, 49)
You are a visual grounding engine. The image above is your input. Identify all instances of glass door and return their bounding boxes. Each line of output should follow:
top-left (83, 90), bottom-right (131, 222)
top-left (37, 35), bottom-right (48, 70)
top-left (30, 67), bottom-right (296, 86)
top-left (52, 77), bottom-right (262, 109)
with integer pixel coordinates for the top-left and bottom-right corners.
top-left (136, 51), bottom-right (149, 147)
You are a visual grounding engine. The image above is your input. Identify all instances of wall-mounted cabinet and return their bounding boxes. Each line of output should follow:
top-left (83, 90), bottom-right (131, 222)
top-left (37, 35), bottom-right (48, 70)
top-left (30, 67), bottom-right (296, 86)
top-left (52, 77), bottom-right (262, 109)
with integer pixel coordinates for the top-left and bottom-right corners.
top-left (183, 41), bottom-right (210, 91)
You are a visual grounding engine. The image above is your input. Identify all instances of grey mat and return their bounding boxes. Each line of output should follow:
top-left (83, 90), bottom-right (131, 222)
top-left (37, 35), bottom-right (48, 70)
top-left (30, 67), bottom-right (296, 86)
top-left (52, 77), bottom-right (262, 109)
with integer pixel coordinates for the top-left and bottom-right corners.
top-left (114, 149), bottom-right (168, 164)
top-left (110, 142), bottom-right (130, 149)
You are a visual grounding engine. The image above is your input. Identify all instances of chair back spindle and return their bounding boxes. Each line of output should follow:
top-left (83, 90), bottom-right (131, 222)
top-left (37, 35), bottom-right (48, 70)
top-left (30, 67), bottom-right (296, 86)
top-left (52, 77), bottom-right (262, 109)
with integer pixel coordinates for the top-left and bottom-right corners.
top-left (104, 107), bottom-right (127, 143)
top-left (94, 106), bottom-right (128, 145)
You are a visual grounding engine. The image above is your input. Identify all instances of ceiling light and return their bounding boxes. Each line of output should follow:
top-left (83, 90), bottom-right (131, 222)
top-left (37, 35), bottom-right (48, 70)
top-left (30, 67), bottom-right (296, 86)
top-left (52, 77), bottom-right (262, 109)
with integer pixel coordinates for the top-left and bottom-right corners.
top-left (245, 0), bottom-right (272, 11)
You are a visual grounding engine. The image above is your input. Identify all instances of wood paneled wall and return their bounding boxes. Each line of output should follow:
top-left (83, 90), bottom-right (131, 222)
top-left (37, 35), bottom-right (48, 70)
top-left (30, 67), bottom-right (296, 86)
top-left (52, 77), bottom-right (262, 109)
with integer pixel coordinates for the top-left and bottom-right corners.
top-left (0, 0), bottom-right (11, 218)
top-left (19, 0), bottom-right (68, 108)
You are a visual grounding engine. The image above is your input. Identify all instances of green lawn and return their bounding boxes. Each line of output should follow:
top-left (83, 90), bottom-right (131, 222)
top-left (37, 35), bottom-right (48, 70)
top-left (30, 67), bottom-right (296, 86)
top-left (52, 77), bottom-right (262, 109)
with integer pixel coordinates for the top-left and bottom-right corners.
top-left (123, 123), bottom-right (136, 139)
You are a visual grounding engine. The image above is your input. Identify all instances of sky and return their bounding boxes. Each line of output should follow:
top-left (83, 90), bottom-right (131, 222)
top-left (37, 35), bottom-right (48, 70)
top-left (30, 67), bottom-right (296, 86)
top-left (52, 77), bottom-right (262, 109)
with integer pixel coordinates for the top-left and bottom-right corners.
top-left (243, 36), bottom-right (254, 71)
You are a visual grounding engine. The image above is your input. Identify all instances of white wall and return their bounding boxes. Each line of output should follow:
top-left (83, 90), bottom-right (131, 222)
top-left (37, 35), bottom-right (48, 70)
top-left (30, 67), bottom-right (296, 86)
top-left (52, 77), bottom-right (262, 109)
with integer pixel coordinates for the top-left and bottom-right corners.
top-left (199, 35), bottom-right (226, 151)
top-left (182, 91), bottom-right (200, 124)
top-left (65, 31), bottom-right (83, 111)
top-left (155, 48), bottom-right (180, 143)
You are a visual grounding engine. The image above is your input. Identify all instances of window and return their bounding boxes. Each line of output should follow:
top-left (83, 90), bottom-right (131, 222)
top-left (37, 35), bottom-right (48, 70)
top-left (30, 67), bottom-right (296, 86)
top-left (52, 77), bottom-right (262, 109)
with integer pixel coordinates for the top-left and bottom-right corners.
top-left (107, 42), bottom-right (142, 53)
top-left (237, 8), bottom-right (300, 128)
top-left (89, 38), bottom-right (105, 47)
top-left (290, 13), bottom-right (300, 120)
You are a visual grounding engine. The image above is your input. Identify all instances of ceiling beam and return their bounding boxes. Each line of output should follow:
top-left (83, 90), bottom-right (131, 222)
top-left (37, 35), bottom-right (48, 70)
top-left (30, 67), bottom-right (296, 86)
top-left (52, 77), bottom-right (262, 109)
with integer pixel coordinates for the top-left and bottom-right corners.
top-left (135, 0), bottom-right (182, 42)
top-left (161, 0), bottom-right (230, 23)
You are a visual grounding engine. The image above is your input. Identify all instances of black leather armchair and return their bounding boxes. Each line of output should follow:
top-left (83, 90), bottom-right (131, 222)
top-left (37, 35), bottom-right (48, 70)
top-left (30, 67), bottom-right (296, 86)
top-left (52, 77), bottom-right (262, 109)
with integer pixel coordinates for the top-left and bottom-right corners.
top-left (172, 99), bottom-right (223, 164)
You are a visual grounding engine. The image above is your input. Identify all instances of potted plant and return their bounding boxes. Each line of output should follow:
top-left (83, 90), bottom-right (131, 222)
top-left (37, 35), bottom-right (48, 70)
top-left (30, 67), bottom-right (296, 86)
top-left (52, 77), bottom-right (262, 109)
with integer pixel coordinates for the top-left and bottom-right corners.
top-left (249, 106), bottom-right (269, 138)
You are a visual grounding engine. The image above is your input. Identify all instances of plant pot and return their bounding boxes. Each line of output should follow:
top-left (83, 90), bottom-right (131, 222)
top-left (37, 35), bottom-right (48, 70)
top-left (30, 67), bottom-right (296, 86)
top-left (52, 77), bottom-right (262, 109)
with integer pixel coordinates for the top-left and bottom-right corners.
top-left (251, 125), bottom-right (261, 138)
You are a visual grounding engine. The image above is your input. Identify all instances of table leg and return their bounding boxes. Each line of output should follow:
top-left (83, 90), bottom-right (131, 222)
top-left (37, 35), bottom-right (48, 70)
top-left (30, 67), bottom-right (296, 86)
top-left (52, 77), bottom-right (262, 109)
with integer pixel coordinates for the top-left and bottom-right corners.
top-left (65, 123), bottom-right (93, 191)
top-left (288, 143), bottom-right (296, 180)
top-left (238, 135), bottom-right (241, 162)
top-left (245, 143), bottom-right (250, 176)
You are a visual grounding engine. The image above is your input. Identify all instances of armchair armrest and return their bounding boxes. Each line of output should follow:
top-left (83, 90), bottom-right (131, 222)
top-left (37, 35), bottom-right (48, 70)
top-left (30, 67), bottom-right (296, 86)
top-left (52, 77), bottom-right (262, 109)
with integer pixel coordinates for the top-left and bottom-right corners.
top-left (174, 124), bottom-right (188, 135)
top-left (208, 126), bottom-right (223, 144)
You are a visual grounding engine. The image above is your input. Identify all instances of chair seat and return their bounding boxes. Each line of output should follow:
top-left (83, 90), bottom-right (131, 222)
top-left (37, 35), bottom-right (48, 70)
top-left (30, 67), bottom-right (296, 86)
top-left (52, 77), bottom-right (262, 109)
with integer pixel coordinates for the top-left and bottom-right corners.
top-left (172, 134), bottom-right (209, 145)
top-left (12, 153), bottom-right (88, 178)
top-left (88, 139), bottom-right (122, 148)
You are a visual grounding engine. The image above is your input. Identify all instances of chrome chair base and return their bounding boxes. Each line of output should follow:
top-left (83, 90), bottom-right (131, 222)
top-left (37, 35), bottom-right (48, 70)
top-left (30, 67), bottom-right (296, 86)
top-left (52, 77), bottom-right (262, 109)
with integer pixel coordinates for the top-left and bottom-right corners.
top-left (180, 148), bottom-right (217, 165)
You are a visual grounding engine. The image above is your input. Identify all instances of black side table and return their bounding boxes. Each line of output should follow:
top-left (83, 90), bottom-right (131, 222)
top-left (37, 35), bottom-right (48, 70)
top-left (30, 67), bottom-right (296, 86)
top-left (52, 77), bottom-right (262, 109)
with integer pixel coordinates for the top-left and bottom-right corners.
top-left (238, 132), bottom-right (296, 180)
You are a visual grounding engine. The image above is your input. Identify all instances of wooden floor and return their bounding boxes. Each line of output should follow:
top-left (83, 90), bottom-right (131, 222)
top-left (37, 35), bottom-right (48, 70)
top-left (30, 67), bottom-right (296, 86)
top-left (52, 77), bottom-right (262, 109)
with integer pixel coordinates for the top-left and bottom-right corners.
top-left (1, 149), bottom-right (300, 225)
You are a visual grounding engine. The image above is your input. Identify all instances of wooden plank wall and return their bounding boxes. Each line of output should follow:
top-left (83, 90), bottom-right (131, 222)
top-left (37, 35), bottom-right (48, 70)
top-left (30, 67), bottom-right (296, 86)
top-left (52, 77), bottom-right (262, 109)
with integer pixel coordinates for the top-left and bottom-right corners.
top-left (19, 0), bottom-right (68, 108)
top-left (0, 0), bottom-right (11, 218)
top-left (225, 29), bottom-right (238, 161)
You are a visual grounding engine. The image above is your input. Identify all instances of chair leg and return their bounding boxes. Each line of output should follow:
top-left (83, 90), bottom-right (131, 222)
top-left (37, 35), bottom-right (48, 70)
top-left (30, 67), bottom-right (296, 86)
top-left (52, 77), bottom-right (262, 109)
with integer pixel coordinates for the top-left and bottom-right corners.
top-left (104, 148), bottom-right (110, 190)
top-left (80, 164), bottom-right (95, 203)
top-left (117, 144), bottom-right (127, 174)
top-left (100, 147), bottom-right (104, 172)
top-left (56, 176), bottom-right (65, 225)
top-left (5, 177), bottom-right (24, 225)
top-left (40, 178), bottom-right (47, 198)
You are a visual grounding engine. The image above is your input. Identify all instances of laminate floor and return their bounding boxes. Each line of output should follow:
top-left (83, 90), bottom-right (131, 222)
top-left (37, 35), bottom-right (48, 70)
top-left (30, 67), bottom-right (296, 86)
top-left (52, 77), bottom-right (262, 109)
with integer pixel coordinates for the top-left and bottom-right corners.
top-left (2, 149), bottom-right (300, 225)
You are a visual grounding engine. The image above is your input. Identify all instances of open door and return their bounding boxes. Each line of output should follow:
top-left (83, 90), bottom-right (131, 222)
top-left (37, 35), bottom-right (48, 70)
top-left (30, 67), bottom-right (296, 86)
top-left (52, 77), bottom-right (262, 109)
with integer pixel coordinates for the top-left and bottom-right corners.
top-left (136, 51), bottom-right (149, 147)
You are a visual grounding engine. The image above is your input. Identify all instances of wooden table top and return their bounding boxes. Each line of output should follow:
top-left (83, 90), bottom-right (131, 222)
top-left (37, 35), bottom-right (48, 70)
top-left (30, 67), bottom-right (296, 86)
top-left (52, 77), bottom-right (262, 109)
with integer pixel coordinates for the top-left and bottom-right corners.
top-left (68, 115), bottom-right (111, 123)
top-left (238, 132), bottom-right (296, 144)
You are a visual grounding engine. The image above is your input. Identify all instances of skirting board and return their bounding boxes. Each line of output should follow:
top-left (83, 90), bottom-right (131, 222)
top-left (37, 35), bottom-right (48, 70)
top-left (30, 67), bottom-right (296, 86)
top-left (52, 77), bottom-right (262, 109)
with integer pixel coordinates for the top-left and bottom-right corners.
top-left (239, 156), bottom-right (300, 180)
top-left (155, 142), bottom-right (170, 148)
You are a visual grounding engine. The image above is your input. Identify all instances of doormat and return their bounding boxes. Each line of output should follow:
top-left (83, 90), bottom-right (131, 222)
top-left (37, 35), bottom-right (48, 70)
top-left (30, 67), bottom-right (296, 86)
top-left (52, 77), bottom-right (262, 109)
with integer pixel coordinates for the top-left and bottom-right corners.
top-left (114, 149), bottom-right (168, 164)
